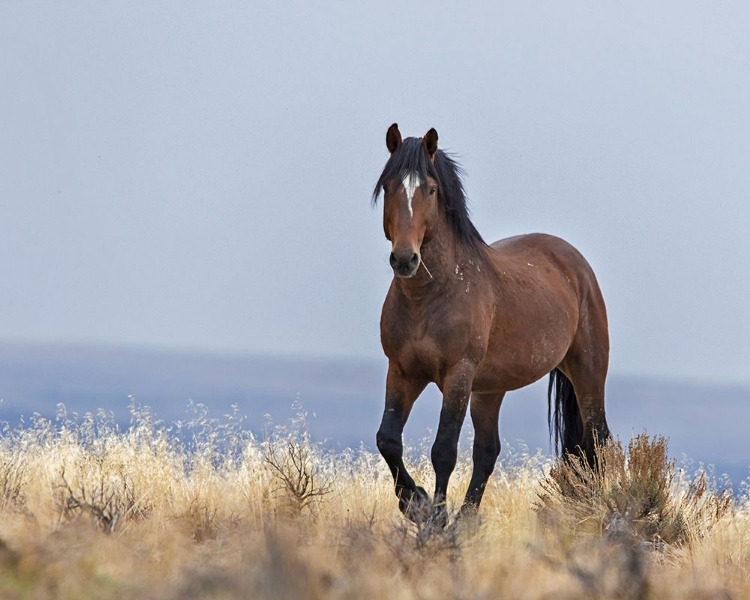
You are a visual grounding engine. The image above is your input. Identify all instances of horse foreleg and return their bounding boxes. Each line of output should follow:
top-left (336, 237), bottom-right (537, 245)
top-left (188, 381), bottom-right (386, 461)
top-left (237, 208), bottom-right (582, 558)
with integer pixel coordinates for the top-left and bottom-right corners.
top-left (460, 391), bottom-right (504, 515)
top-left (376, 367), bottom-right (428, 522)
top-left (431, 360), bottom-right (474, 524)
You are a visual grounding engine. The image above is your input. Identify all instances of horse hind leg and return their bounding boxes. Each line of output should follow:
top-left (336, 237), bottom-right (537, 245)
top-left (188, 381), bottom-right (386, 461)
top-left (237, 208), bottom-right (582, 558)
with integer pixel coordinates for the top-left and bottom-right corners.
top-left (555, 303), bottom-right (611, 464)
top-left (549, 368), bottom-right (608, 464)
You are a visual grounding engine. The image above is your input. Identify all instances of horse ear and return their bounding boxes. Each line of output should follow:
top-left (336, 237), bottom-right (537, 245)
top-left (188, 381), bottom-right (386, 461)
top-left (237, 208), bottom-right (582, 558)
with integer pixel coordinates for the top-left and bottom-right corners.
top-left (386, 123), bottom-right (402, 154)
top-left (423, 128), bottom-right (439, 161)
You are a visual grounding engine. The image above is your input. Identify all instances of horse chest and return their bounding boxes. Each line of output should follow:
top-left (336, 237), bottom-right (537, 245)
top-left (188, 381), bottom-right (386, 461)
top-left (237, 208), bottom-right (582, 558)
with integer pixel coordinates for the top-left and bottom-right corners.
top-left (383, 310), bottom-right (481, 381)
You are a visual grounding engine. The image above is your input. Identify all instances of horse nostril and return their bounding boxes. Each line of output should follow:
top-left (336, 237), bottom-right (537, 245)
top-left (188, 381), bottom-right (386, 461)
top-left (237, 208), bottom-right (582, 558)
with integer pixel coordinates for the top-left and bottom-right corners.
top-left (390, 250), bottom-right (420, 276)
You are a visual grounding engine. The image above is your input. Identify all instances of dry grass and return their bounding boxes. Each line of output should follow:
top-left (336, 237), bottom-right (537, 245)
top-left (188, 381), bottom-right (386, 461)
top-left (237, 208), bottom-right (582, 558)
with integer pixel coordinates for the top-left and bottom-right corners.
top-left (0, 407), bottom-right (747, 599)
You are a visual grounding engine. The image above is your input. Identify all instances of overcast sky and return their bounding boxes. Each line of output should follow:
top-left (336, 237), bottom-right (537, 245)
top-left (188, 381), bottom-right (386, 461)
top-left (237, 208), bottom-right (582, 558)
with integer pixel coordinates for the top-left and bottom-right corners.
top-left (1, 2), bottom-right (748, 386)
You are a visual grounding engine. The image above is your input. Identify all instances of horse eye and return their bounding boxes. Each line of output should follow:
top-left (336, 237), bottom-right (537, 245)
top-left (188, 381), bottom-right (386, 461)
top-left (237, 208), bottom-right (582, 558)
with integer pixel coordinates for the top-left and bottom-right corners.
top-left (429, 186), bottom-right (437, 196)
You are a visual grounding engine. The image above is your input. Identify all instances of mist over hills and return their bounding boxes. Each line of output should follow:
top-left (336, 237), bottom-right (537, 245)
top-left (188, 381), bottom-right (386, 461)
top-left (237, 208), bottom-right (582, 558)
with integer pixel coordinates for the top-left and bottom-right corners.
top-left (1, 342), bottom-right (747, 486)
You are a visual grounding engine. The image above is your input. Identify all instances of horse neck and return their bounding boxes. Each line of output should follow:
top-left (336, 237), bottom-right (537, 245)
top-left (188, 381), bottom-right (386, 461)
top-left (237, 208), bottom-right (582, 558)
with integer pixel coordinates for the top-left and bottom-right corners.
top-left (395, 215), bottom-right (487, 301)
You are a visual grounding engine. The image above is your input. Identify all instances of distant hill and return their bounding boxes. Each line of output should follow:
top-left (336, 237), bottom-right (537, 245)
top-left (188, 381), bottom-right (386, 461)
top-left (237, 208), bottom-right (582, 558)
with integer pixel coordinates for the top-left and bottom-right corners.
top-left (1, 342), bottom-right (748, 485)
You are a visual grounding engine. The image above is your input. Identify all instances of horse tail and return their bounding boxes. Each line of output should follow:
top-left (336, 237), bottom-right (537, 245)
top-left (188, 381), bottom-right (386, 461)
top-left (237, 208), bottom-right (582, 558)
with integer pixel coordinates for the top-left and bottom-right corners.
top-left (547, 368), bottom-right (583, 457)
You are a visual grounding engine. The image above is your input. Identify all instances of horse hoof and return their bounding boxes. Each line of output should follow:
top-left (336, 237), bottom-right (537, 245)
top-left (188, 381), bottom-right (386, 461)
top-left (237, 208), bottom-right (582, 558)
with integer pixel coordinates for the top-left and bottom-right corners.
top-left (400, 486), bottom-right (432, 524)
top-left (455, 505), bottom-right (482, 535)
top-left (431, 502), bottom-right (449, 528)
top-left (414, 486), bottom-right (429, 503)
top-left (457, 503), bottom-right (479, 520)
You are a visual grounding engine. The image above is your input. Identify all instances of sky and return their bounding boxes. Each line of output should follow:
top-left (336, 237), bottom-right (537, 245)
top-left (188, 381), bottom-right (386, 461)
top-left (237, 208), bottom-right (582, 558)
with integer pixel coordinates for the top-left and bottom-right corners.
top-left (1, 2), bottom-right (749, 386)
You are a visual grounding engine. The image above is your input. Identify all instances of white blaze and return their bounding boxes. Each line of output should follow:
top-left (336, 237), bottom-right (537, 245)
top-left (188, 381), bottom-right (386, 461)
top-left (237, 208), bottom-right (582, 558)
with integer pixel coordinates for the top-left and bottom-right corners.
top-left (402, 173), bottom-right (421, 218)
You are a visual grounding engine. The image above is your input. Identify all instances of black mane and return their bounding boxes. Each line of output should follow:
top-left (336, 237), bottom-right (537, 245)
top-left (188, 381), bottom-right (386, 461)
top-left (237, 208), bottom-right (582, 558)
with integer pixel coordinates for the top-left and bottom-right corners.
top-left (372, 137), bottom-right (486, 251)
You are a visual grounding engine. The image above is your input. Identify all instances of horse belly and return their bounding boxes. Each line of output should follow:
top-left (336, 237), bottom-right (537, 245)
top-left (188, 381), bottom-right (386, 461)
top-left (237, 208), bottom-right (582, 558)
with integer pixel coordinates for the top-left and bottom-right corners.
top-left (472, 361), bottom-right (548, 393)
top-left (472, 329), bottom-right (572, 393)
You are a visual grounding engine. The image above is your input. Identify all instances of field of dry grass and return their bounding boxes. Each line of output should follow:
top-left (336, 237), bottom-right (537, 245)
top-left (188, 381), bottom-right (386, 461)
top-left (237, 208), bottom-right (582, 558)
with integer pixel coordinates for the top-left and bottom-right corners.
top-left (0, 404), bottom-right (747, 599)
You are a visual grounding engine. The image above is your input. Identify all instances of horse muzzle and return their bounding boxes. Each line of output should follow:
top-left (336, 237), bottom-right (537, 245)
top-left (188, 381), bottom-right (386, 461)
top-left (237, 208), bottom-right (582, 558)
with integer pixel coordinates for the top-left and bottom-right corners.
top-left (390, 249), bottom-right (420, 278)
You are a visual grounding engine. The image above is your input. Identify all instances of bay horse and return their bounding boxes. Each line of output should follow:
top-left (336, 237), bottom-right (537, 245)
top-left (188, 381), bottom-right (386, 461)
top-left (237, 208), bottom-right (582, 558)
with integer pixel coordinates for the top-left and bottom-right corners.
top-left (373, 124), bottom-right (610, 524)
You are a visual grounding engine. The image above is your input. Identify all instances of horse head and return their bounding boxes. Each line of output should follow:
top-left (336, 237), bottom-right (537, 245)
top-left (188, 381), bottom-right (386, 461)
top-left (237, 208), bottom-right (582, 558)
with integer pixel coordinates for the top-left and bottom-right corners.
top-left (379, 124), bottom-right (440, 279)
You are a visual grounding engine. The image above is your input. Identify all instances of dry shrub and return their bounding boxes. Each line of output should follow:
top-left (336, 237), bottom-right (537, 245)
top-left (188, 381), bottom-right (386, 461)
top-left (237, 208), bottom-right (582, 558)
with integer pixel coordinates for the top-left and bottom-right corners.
top-left (263, 416), bottom-right (332, 518)
top-left (58, 459), bottom-right (149, 533)
top-left (537, 433), bottom-right (734, 546)
top-left (176, 498), bottom-right (219, 543)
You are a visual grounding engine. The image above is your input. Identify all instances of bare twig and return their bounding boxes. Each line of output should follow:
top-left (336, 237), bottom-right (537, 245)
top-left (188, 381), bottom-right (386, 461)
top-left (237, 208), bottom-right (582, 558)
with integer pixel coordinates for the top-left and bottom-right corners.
top-left (264, 433), bottom-right (331, 516)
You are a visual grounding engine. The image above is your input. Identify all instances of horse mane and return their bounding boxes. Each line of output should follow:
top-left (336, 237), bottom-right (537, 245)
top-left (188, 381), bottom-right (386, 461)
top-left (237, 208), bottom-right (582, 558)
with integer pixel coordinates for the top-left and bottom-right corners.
top-left (372, 137), bottom-right (487, 253)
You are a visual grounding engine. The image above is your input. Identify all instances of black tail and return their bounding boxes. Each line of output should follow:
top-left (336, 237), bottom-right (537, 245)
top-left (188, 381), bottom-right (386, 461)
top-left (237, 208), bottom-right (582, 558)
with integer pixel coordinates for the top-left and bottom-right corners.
top-left (547, 368), bottom-right (583, 457)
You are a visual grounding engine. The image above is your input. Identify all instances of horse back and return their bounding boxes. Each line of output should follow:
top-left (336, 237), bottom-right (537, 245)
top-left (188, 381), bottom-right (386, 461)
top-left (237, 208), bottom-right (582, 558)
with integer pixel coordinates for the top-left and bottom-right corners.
top-left (488, 233), bottom-right (603, 298)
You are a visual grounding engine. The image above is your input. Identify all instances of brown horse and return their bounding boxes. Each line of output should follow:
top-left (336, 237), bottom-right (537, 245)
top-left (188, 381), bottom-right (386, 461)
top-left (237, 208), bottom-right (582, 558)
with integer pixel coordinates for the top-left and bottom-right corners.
top-left (373, 124), bottom-right (610, 524)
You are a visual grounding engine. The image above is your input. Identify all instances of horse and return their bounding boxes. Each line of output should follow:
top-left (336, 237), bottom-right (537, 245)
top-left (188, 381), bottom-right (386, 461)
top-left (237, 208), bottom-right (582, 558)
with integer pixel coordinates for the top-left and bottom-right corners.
top-left (372, 124), bottom-right (611, 524)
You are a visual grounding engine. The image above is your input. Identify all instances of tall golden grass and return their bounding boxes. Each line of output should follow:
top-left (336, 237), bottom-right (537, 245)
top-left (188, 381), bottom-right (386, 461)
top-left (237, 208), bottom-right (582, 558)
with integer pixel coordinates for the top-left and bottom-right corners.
top-left (0, 404), bottom-right (747, 599)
